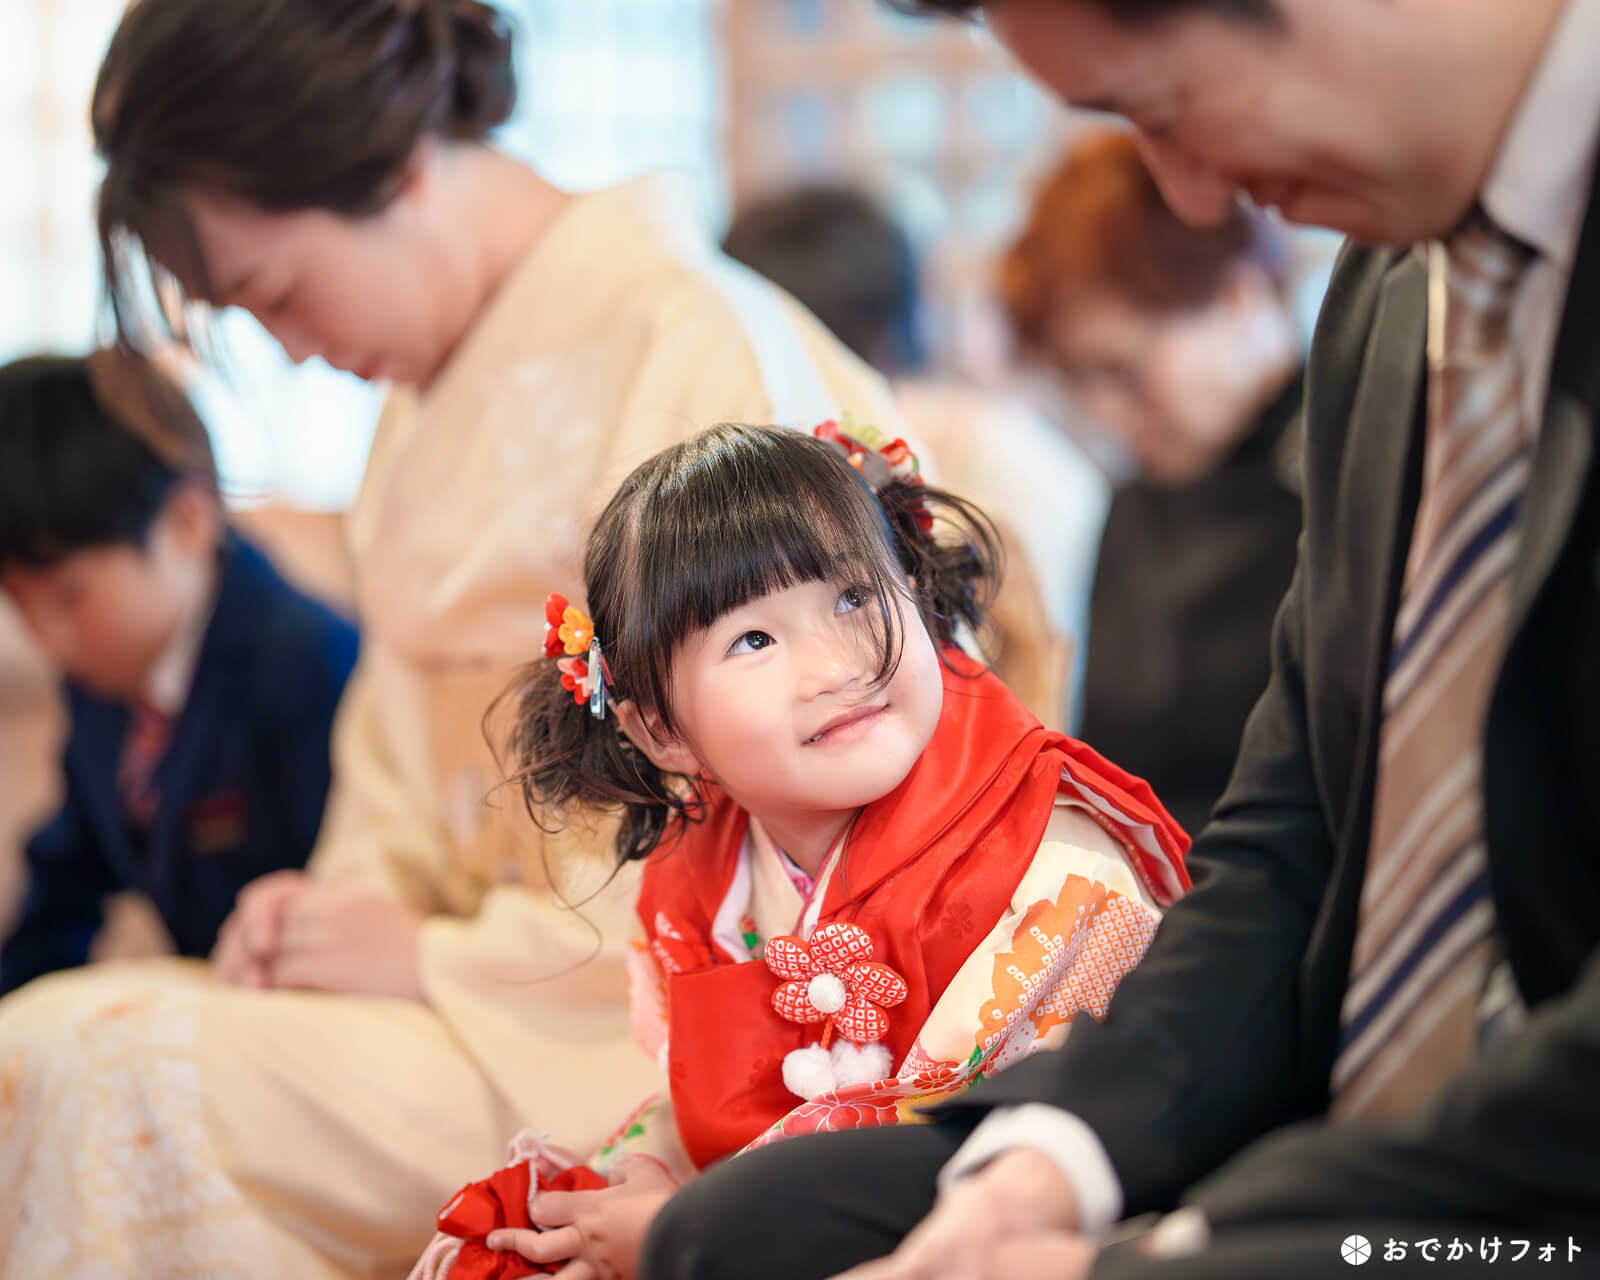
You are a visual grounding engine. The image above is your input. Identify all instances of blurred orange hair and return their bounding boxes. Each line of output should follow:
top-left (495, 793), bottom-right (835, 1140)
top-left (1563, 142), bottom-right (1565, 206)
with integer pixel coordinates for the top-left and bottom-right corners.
top-left (1000, 130), bottom-right (1279, 352)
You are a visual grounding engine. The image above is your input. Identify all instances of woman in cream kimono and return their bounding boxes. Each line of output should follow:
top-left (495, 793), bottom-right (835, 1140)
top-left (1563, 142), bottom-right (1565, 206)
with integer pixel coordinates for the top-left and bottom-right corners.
top-left (0, 2), bottom-right (905, 1276)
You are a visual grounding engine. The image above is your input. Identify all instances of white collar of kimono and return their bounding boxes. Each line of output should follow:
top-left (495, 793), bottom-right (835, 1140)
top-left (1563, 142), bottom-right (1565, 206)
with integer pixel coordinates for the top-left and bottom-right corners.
top-left (710, 818), bottom-right (846, 963)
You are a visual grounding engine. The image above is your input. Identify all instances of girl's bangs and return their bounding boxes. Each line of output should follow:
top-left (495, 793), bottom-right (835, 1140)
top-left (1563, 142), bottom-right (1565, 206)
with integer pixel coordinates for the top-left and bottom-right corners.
top-left (619, 428), bottom-right (907, 720)
top-left (644, 488), bottom-right (886, 634)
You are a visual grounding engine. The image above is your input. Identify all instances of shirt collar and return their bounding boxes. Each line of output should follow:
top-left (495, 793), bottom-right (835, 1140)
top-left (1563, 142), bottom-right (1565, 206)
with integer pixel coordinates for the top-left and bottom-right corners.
top-left (1480, 0), bottom-right (1600, 268)
top-left (142, 568), bottom-right (217, 717)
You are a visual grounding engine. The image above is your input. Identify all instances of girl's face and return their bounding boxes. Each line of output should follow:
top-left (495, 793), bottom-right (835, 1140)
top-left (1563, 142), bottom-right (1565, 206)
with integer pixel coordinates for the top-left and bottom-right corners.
top-left (662, 577), bottom-right (944, 843)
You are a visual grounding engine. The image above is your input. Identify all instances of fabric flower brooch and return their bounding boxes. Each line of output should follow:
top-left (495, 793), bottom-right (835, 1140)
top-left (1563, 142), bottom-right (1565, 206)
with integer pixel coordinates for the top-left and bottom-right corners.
top-left (542, 592), bottom-right (608, 718)
top-left (765, 921), bottom-right (908, 1100)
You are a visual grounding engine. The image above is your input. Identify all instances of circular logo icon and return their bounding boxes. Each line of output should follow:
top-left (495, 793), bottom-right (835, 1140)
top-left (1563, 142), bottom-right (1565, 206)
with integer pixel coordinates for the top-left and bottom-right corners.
top-left (1342, 1235), bottom-right (1373, 1266)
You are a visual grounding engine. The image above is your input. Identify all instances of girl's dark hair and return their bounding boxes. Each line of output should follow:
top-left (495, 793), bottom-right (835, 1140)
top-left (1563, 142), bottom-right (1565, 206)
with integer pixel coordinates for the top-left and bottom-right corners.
top-left (92, 0), bottom-right (517, 327)
top-left (723, 187), bottom-right (928, 377)
top-left (500, 423), bottom-right (1001, 866)
top-left (0, 351), bottom-right (219, 570)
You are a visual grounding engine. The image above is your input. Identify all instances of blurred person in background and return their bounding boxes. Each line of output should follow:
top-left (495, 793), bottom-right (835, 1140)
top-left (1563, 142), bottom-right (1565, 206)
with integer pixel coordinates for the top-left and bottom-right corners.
top-left (1002, 129), bottom-right (1304, 835)
top-left (0, 1), bottom-right (905, 1275)
top-left (726, 185), bottom-right (1108, 728)
top-left (0, 350), bottom-right (357, 995)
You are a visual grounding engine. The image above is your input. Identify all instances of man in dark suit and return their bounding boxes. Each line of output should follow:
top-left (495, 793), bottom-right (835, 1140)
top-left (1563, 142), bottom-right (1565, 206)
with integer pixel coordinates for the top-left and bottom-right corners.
top-left (637, 0), bottom-right (1600, 1276)
top-left (0, 352), bottom-right (358, 993)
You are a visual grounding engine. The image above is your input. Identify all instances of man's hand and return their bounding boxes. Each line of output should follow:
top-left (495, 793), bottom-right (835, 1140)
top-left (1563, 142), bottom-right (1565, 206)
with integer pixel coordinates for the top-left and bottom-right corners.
top-left (485, 1157), bottom-right (679, 1280)
top-left (269, 883), bottom-right (426, 1001)
top-left (210, 870), bottom-right (310, 987)
top-left (966, 1231), bottom-right (1096, 1280)
top-left (830, 1147), bottom-right (1086, 1280)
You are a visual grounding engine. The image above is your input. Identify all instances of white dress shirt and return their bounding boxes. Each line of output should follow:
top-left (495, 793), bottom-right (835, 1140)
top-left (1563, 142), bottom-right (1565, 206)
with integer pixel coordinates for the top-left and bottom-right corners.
top-left (141, 572), bottom-right (215, 717)
top-left (940, 0), bottom-right (1600, 1240)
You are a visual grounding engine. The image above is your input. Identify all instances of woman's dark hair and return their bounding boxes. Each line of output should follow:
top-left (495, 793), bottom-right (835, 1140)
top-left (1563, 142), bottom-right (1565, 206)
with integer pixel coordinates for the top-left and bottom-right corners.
top-left (92, 0), bottom-right (517, 327)
top-left (891, 0), bottom-right (1277, 20)
top-left (500, 423), bottom-right (1001, 866)
top-left (0, 351), bottom-right (219, 570)
top-left (723, 187), bottom-right (928, 377)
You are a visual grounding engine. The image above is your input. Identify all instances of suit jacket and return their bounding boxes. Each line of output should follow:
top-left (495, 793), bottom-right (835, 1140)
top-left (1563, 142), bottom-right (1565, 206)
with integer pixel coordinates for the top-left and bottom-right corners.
top-left (0, 535), bottom-right (359, 994)
top-left (944, 168), bottom-right (1600, 1238)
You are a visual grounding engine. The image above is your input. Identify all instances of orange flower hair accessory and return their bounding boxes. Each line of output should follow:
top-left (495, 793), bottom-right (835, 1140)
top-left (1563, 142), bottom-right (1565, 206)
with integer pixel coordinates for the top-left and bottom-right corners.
top-left (543, 593), bottom-right (594, 659)
top-left (542, 592), bottom-right (609, 719)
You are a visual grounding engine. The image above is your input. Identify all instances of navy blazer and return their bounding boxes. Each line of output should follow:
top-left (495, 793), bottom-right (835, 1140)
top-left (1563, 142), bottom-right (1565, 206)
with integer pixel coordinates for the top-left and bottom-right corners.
top-left (1, 535), bottom-right (358, 994)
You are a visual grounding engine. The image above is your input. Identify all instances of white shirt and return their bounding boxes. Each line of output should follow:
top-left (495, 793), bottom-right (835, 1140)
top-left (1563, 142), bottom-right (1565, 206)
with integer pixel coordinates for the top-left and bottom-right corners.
top-left (1485, 0), bottom-right (1600, 425)
top-left (940, 0), bottom-right (1600, 1240)
top-left (142, 574), bottom-right (214, 717)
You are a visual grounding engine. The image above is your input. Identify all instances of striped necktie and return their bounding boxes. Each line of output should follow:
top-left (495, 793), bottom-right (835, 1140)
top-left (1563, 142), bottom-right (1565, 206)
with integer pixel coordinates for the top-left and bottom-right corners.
top-left (1330, 213), bottom-right (1534, 1119)
top-left (117, 700), bottom-right (173, 830)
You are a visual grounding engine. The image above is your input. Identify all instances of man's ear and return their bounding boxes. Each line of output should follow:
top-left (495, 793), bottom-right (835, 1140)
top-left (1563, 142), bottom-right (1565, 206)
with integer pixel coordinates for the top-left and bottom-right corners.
top-left (611, 699), bottom-right (703, 778)
top-left (160, 480), bottom-right (225, 557)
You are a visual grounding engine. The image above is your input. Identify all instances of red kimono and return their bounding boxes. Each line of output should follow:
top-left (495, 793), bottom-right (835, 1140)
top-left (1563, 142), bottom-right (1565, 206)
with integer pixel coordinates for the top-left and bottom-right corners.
top-left (636, 652), bottom-right (1190, 1170)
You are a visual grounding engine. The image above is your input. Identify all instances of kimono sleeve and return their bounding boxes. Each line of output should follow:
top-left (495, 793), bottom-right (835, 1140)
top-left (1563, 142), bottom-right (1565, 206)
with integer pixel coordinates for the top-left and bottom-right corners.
top-left (305, 657), bottom-right (454, 910)
top-left (912, 800), bottom-right (1163, 1079)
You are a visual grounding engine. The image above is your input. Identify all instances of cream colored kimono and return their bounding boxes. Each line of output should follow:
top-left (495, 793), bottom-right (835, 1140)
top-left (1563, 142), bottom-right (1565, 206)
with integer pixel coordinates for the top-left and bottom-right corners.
top-left (0, 174), bottom-right (905, 1280)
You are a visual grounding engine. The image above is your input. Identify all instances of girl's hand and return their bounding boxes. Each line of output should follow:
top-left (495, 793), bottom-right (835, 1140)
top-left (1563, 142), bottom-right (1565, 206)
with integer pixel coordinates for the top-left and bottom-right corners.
top-left (485, 1157), bottom-right (679, 1280)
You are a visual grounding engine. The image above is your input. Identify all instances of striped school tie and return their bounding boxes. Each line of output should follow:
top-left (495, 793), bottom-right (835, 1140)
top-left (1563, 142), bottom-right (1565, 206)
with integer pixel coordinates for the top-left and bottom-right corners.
top-left (1330, 212), bottom-right (1534, 1119)
top-left (117, 700), bottom-right (173, 829)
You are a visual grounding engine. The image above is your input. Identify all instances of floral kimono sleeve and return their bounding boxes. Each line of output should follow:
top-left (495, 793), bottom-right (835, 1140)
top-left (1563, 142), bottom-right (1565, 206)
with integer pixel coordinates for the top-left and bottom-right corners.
top-left (743, 799), bottom-right (1164, 1149)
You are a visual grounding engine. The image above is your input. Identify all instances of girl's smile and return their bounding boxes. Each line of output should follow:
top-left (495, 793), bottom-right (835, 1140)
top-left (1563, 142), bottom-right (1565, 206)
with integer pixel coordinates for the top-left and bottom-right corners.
top-left (803, 702), bottom-right (889, 747)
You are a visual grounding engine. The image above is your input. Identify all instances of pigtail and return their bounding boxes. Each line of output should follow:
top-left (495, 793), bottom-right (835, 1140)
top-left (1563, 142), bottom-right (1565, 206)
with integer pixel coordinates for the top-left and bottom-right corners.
top-left (877, 480), bottom-right (1004, 651)
top-left (488, 659), bottom-right (693, 867)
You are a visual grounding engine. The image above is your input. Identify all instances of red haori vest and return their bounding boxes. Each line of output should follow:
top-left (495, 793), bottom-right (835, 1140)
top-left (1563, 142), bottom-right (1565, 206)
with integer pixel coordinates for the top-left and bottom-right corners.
top-left (635, 651), bottom-right (1190, 1169)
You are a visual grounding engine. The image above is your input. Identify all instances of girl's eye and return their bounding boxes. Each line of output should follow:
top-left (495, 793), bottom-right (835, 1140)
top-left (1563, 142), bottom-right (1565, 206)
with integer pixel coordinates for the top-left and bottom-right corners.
top-left (728, 630), bottom-right (775, 656)
top-left (835, 585), bottom-right (869, 615)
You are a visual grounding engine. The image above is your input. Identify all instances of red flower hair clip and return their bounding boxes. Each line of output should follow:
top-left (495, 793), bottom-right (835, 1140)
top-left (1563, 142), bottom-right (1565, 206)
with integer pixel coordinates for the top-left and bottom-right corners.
top-left (542, 593), bottom-right (609, 718)
top-left (813, 415), bottom-right (932, 532)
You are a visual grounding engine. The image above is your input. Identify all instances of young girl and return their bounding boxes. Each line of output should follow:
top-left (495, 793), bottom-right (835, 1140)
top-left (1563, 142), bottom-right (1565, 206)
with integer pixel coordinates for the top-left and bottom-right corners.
top-left (413, 420), bottom-right (1189, 1280)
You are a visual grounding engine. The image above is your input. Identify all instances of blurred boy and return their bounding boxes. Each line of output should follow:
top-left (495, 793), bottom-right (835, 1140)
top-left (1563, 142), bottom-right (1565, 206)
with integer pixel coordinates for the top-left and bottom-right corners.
top-left (0, 351), bottom-right (358, 994)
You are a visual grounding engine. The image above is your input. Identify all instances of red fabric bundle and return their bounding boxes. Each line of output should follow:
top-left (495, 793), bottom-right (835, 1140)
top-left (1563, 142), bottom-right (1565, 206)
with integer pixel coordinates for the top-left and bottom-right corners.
top-left (435, 1162), bottom-right (608, 1278)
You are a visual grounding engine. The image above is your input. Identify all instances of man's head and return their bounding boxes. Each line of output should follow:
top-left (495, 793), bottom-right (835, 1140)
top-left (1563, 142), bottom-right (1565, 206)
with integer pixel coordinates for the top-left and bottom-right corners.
top-left (0, 352), bottom-right (224, 701)
top-left (903, 0), bottom-right (1566, 245)
top-left (724, 186), bottom-right (928, 377)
